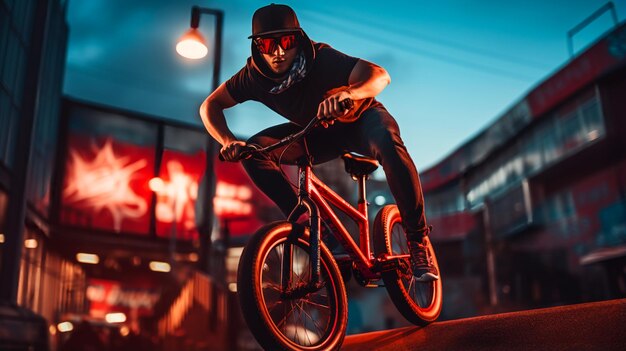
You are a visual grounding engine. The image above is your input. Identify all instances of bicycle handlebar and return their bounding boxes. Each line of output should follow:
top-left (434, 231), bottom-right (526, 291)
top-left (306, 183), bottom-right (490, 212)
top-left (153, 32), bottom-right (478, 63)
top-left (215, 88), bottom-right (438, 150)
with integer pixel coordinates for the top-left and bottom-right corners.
top-left (219, 99), bottom-right (354, 161)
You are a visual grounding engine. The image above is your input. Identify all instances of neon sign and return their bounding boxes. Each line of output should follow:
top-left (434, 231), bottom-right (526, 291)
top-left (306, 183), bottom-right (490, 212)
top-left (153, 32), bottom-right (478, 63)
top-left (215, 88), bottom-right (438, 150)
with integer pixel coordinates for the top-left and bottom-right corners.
top-left (153, 159), bottom-right (199, 233)
top-left (63, 138), bottom-right (148, 232)
top-left (87, 279), bottom-right (160, 318)
top-left (214, 180), bottom-right (253, 217)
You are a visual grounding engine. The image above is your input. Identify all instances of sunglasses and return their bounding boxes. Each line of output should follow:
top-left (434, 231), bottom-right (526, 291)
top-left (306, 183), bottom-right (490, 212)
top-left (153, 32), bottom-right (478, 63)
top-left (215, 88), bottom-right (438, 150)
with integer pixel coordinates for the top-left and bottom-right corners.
top-left (254, 34), bottom-right (298, 54)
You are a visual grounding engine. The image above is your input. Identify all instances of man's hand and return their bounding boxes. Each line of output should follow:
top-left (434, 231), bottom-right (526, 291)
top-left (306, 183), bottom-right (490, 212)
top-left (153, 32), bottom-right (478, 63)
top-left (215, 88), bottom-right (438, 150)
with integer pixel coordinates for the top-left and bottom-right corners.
top-left (220, 140), bottom-right (249, 162)
top-left (316, 90), bottom-right (353, 128)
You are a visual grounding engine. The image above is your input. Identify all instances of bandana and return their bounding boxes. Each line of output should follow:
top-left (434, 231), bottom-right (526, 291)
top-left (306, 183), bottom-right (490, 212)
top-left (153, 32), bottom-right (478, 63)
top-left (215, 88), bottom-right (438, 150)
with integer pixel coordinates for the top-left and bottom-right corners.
top-left (269, 51), bottom-right (307, 94)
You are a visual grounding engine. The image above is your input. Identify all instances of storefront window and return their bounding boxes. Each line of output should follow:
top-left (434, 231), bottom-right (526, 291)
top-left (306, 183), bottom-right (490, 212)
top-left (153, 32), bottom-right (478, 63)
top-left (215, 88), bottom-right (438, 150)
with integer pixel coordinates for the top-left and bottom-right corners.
top-left (154, 127), bottom-right (207, 241)
top-left (17, 228), bottom-right (44, 310)
top-left (61, 106), bottom-right (158, 235)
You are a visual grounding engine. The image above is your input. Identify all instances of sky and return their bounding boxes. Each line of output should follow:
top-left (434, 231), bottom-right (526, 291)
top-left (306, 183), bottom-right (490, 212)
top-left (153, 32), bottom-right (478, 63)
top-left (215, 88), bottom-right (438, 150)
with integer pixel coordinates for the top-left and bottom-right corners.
top-left (64, 0), bottom-right (626, 171)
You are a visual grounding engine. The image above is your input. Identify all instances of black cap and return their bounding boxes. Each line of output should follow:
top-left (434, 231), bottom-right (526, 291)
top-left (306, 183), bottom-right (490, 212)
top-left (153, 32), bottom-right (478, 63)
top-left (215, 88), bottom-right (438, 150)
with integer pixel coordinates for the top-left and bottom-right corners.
top-left (248, 4), bottom-right (316, 81)
top-left (248, 4), bottom-right (303, 38)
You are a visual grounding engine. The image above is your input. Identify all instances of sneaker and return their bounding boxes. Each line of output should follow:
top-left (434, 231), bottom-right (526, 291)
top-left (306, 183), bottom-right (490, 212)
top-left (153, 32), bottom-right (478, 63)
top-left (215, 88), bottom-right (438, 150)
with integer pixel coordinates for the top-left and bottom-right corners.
top-left (407, 238), bottom-right (439, 282)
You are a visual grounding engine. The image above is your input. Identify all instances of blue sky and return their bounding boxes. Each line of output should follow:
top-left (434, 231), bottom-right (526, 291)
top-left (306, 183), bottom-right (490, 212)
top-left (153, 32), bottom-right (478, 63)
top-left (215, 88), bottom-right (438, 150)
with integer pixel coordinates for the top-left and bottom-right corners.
top-left (64, 0), bottom-right (626, 170)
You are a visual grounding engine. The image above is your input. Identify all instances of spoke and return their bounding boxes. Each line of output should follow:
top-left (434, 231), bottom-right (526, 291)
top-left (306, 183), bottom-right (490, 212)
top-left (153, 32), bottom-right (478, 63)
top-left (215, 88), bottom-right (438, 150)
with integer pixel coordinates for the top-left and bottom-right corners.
top-left (315, 293), bottom-right (329, 299)
top-left (263, 239), bottom-right (336, 346)
top-left (295, 300), bottom-right (320, 345)
top-left (291, 301), bottom-right (300, 335)
top-left (418, 284), bottom-right (426, 307)
top-left (303, 298), bottom-right (331, 310)
top-left (266, 299), bottom-right (286, 313)
top-left (291, 301), bottom-right (300, 340)
top-left (407, 276), bottom-right (415, 294)
top-left (300, 300), bottom-right (326, 337)
top-left (410, 277), bottom-right (421, 306)
top-left (284, 301), bottom-right (289, 335)
top-left (302, 308), bottom-right (316, 346)
top-left (294, 247), bottom-right (303, 284)
top-left (275, 301), bottom-right (298, 330)
top-left (293, 300), bottom-right (300, 342)
top-left (311, 279), bottom-right (330, 301)
top-left (263, 282), bottom-right (283, 292)
top-left (294, 302), bottom-right (311, 344)
top-left (392, 226), bottom-right (405, 254)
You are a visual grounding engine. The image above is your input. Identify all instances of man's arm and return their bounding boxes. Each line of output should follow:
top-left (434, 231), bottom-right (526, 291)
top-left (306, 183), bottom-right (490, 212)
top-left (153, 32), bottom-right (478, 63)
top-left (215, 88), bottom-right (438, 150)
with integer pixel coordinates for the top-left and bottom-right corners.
top-left (346, 59), bottom-right (391, 100)
top-left (317, 59), bottom-right (391, 121)
top-left (199, 82), bottom-right (239, 147)
top-left (200, 83), bottom-right (252, 161)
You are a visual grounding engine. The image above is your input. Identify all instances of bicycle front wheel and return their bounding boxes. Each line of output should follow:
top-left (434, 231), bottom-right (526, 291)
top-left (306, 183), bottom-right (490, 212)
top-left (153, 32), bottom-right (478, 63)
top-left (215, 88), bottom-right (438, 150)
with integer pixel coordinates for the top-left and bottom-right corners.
top-left (237, 221), bottom-right (348, 351)
top-left (373, 205), bottom-right (443, 326)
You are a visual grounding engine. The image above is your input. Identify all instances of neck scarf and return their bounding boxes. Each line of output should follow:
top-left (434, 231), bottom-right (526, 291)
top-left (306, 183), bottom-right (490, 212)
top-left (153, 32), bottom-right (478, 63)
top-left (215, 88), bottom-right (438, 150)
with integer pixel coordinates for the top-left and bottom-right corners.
top-left (269, 51), bottom-right (307, 94)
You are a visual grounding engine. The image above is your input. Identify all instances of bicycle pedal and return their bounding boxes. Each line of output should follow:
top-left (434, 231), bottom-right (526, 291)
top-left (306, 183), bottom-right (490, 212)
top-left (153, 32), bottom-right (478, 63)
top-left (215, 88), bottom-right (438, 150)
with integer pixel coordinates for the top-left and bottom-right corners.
top-left (364, 283), bottom-right (385, 288)
top-left (375, 257), bottom-right (406, 273)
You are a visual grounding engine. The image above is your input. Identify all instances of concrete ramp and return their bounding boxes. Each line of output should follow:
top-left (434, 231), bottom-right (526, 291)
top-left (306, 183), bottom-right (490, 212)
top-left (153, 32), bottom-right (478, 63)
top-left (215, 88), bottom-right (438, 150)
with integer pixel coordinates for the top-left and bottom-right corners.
top-left (342, 299), bottom-right (626, 350)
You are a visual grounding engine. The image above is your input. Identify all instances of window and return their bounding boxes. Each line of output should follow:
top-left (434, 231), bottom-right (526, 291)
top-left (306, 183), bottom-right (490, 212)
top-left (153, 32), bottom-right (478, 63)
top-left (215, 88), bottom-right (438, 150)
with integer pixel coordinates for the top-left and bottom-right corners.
top-left (154, 127), bottom-right (208, 241)
top-left (466, 88), bottom-right (604, 209)
top-left (61, 106), bottom-right (158, 234)
top-left (60, 103), bottom-right (213, 241)
top-left (425, 182), bottom-right (465, 217)
top-left (537, 119), bottom-right (559, 165)
top-left (17, 228), bottom-right (44, 310)
top-left (580, 97), bottom-right (604, 141)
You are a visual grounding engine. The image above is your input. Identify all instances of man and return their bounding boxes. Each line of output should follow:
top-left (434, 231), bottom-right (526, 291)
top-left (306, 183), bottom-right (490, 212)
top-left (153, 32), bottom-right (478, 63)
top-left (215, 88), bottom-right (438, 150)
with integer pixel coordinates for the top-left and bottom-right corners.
top-left (199, 4), bottom-right (438, 282)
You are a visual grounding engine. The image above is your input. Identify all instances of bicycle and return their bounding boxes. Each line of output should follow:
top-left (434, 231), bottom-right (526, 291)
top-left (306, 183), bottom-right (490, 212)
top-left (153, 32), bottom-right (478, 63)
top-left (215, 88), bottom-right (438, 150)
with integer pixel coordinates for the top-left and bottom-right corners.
top-left (232, 99), bottom-right (443, 350)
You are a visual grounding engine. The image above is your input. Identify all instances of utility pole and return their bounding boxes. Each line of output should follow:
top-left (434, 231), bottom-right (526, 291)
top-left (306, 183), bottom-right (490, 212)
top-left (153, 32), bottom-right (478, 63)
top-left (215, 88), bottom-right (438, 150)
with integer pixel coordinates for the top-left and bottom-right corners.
top-left (483, 200), bottom-right (498, 306)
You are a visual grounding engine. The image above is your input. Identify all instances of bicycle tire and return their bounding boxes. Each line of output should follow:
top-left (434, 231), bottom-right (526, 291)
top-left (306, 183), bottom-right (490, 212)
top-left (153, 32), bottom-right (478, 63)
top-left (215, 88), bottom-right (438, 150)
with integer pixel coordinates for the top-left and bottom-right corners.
top-left (373, 205), bottom-right (443, 325)
top-left (237, 221), bottom-right (348, 351)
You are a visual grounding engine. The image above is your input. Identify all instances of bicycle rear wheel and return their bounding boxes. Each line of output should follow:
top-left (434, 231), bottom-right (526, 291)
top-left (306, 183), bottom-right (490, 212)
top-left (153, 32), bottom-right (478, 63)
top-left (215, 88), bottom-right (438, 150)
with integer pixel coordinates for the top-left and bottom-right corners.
top-left (237, 221), bottom-right (348, 351)
top-left (373, 205), bottom-right (443, 325)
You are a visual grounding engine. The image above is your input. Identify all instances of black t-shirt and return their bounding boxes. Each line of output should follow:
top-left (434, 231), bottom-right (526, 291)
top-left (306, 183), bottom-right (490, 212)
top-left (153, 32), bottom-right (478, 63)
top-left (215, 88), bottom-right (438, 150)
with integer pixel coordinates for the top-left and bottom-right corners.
top-left (225, 42), bottom-right (380, 126)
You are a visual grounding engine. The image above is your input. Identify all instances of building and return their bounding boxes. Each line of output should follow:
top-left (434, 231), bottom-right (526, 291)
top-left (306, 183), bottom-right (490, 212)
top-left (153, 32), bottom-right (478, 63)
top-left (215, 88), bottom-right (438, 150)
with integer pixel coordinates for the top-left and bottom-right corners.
top-left (1, 0), bottom-right (71, 349)
top-left (0, 0), bottom-right (271, 347)
top-left (420, 21), bottom-right (626, 317)
top-left (55, 98), bottom-right (220, 348)
top-left (48, 96), bottom-right (287, 350)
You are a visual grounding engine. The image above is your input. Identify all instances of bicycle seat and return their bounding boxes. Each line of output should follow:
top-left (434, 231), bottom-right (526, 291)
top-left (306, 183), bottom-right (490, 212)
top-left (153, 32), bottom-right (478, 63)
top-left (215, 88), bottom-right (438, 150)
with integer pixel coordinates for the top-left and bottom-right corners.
top-left (341, 153), bottom-right (379, 177)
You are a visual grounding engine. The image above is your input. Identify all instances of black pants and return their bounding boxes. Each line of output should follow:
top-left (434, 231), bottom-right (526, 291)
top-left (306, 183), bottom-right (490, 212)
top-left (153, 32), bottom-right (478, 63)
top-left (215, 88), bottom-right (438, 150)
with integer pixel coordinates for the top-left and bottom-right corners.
top-left (242, 106), bottom-right (428, 235)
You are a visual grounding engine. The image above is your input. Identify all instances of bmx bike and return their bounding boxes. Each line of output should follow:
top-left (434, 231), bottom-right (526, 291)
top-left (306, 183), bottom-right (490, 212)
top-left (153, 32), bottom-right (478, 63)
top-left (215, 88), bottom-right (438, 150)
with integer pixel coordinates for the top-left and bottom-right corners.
top-left (232, 100), bottom-right (443, 350)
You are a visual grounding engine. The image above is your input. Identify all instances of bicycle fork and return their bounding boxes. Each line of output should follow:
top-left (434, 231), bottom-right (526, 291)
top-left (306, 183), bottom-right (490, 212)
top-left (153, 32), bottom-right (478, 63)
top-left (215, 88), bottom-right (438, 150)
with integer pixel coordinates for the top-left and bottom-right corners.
top-left (283, 160), bottom-right (324, 297)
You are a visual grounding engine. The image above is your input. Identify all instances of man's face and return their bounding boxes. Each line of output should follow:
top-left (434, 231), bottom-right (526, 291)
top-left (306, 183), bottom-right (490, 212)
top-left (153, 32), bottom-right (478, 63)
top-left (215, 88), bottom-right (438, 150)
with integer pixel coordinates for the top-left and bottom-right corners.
top-left (255, 34), bottom-right (299, 75)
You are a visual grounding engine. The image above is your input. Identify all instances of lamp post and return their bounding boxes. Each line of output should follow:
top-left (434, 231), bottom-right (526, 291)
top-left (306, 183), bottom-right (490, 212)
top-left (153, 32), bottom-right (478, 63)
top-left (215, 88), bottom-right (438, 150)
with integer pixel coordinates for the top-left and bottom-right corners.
top-left (177, 6), bottom-right (223, 92)
top-left (176, 6), bottom-right (224, 274)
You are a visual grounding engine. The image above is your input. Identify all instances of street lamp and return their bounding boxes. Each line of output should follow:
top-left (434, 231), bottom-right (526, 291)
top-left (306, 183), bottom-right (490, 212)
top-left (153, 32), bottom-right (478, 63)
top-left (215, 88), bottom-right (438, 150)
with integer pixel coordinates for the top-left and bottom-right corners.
top-left (176, 28), bottom-right (208, 59)
top-left (176, 6), bottom-right (224, 275)
top-left (176, 5), bottom-right (223, 92)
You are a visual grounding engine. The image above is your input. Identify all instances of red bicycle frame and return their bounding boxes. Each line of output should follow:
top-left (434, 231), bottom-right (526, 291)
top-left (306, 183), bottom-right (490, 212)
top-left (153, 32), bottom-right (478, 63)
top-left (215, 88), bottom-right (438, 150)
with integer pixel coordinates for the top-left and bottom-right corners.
top-left (287, 158), bottom-right (381, 283)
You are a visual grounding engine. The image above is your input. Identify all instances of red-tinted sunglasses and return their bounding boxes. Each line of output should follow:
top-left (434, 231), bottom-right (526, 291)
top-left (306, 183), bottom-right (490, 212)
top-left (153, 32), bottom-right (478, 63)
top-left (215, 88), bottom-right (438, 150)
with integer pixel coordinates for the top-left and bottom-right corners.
top-left (254, 34), bottom-right (298, 54)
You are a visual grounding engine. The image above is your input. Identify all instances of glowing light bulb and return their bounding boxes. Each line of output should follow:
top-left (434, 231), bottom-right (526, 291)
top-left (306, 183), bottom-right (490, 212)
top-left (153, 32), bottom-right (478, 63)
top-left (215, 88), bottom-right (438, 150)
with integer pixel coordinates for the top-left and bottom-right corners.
top-left (176, 28), bottom-right (208, 59)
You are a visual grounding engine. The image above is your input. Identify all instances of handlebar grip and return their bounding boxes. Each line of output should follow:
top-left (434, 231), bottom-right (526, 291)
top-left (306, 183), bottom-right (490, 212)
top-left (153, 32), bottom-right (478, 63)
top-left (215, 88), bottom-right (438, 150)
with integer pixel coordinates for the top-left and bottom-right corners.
top-left (340, 98), bottom-right (354, 110)
top-left (219, 144), bottom-right (261, 162)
